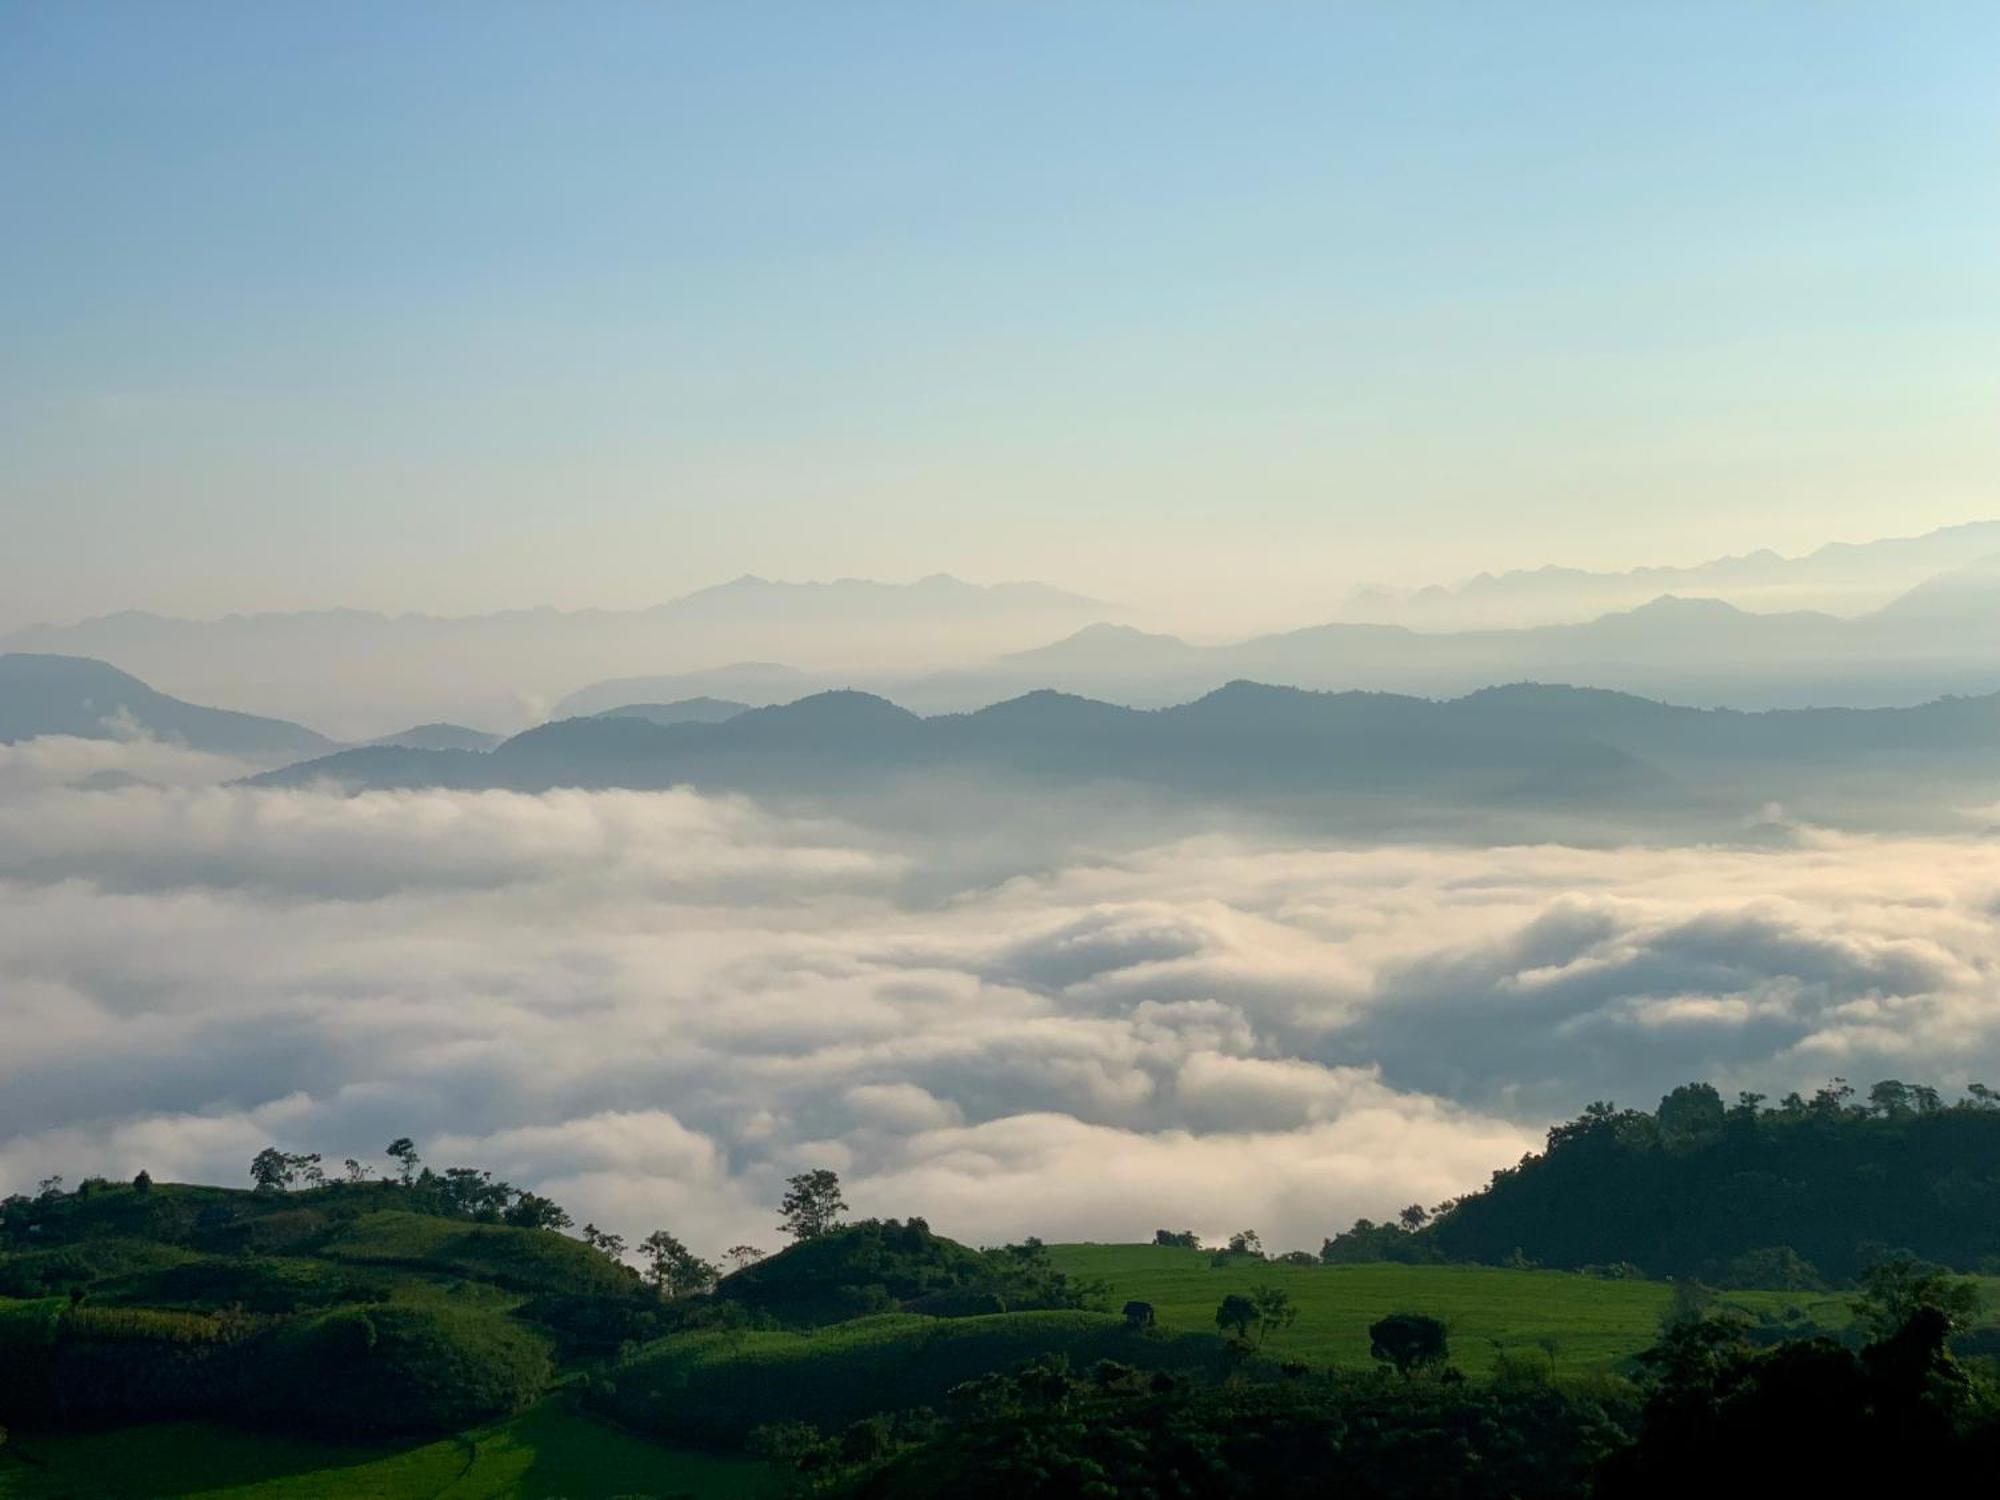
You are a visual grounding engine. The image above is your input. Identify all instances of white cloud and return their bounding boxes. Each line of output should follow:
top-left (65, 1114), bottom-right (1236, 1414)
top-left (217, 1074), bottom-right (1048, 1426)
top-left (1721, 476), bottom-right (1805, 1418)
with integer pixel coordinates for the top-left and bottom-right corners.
top-left (4, 776), bottom-right (2000, 1255)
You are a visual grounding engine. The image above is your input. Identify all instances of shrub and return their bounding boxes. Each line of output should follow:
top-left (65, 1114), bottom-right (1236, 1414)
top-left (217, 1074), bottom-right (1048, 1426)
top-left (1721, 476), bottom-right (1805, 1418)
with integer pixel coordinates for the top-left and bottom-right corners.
top-left (1368, 1312), bottom-right (1450, 1376)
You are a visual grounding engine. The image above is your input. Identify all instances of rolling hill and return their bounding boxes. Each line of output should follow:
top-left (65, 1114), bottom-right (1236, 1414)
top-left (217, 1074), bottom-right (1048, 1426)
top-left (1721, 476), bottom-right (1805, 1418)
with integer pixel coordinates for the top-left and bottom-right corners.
top-left (0, 654), bottom-right (333, 759)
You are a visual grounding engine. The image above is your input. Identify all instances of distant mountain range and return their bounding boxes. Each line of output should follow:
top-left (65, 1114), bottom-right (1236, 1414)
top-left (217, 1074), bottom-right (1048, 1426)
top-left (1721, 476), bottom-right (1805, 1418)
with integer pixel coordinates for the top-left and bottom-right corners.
top-left (0, 654), bottom-right (333, 759)
top-left (15, 528), bottom-right (2000, 747)
top-left (0, 576), bottom-right (1113, 739)
top-left (1342, 519), bottom-right (2000, 627)
top-left (249, 676), bottom-right (2000, 836)
top-left (554, 561), bottom-right (2000, 716)
top-left (11, 652), bottom-right (1997, 835)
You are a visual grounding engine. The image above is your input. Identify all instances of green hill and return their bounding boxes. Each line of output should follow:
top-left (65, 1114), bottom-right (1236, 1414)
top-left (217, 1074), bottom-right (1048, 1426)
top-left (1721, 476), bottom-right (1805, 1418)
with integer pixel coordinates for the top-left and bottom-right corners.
top-left (712, 1218), bottom-right (1081, 1327)
top-left (596, 1309), bottom-right (1230, 1445)
top-left (1416, 1082), bottom-right (2000, 1279)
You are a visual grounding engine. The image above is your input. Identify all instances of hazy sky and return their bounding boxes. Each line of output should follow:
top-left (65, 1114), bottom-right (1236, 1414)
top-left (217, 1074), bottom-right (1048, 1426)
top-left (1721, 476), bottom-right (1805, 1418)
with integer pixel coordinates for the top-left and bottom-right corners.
top-left (5, 1), bottom-right (1997, 630)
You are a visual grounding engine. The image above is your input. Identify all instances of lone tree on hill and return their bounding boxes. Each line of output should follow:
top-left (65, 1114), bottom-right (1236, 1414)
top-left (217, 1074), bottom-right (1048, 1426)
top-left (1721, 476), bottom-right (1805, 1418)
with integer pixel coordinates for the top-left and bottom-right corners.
top-left (640, 1229), bottom-right (719, 1297)
top-left (778, 1169), bottom-right (848, 1241)
top-left (1215, 1293), bottom-right (1257, 1341)
top-left (580, 1223), bottom-right (627, 1258)
top-left (1369, 1312), bottom-right (1450, 1377)
top-left (249, 1148), bottom-right (322, 1193)
top-left (385, 1137), bottom-right (421, 1185)
top-left (1250, 1285), bottom-right (1297, 1344)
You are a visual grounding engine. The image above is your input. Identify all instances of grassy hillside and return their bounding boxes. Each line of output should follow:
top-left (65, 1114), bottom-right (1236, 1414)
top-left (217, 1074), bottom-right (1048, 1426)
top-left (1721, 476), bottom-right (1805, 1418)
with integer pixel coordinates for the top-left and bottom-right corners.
top-left (0, 1399), bottom-right (778, 1499)
top-left (316, 1211), bottom-right (634, 1297)
top-left (1045, 1243), bottom-right (2000, 1375)
top-left (598, 1309), bottom-right (1230, 1444)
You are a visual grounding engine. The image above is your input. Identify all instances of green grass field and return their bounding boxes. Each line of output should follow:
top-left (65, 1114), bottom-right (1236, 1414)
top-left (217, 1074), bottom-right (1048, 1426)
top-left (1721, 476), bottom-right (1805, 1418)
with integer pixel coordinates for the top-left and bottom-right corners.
top-left (1046, 1244), bottom-right (2000, 1376)
top-left (0, 1400), bottom-right (778, 1500)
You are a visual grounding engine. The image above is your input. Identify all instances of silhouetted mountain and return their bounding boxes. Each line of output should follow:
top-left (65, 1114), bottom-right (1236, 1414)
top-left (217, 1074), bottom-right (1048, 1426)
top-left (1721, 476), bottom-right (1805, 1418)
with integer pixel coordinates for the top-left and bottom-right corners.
top-left (362, 723), bottom-right (502, 752)
top-left (0, 654), bottom-right (332, 758)
top-left (590, 697), bottom-right (749, 726)
top-left (1, 576), bottom-right (1113, 739)
top-left (553, 664), bottom-right (822, 718)
top-left (658, 572), bottom-right (1104, 620)
top-left (247, 682), bottom-right (1660, 816)
top-left (1343, 519), bottom-right (2000, 626)
top-left (902, 584), bottom-right (2000, 713)
top-left (250, 677), bottom-right (2000, 835)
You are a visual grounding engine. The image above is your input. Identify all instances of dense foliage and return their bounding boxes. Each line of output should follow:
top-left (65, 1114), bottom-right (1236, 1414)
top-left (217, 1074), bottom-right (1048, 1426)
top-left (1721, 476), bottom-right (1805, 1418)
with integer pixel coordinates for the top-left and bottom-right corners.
top-left (830, 1365), bottom-right (1630, 1499)
top-left (1415, 1080), bottom-right (2000, 1279)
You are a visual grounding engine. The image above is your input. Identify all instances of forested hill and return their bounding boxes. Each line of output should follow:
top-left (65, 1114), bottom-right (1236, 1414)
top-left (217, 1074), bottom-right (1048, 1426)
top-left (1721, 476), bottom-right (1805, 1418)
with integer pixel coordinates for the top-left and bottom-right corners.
top-left (1389, 1080), bottom-right (2000, 1281)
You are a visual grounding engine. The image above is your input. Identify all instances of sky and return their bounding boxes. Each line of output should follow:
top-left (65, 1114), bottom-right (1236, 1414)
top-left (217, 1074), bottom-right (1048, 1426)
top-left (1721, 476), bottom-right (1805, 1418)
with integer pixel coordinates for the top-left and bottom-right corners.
top-left (4, 1), bottom-right (1998, 631)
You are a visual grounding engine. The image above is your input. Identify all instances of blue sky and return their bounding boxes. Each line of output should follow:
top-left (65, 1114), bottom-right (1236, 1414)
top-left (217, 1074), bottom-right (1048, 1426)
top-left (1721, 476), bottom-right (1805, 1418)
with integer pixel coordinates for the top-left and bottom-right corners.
top-left (4, 1), bottom-right (1996, 628)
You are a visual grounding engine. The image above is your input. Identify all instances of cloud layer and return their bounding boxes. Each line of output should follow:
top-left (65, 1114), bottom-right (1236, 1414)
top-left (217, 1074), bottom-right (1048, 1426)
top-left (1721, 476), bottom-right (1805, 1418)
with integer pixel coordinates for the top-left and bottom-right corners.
top-left (5, 751), bottom-right (2000, 1257)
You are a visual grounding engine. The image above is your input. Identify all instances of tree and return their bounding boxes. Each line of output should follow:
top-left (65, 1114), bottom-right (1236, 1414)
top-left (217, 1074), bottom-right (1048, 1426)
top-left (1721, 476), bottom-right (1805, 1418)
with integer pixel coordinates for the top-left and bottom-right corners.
top-left (342, 1158), bottom-right (372, 1183)
top-left (1398, 1203), bottom-right (1430, 1231)
top-left (131, 1169), bottom-right (152, 1195)
top-left (580, 1223), bottom-right (627, 1258)
top-left (1657, 1082), bottom-right (1726, 1147)
top-left (503, 1192), bottom-right (572, 1231)
top-left (1868, 1080), bottom-right (1915, 1118)
top-left (1214, 1293), bottom-right (1257, 1341)
top-left (1152, 1229), bottom-right (1200, 1249)
top-left (777, 1169), bottom-right (847, 1242)
top-left (1226, 1229), bottom-right (1263, 1257)
top-left (725, 1244), bottom-right (767, 1271)
top-left (1122, 1300), bottom-right (1156, 1331)
top-left (385, 1137), bottom-right (421, 1186)
top-left (1810, 1077), bottom-right (1855, 1117)
top-left (250, 1147), bottom-right (291, 1193)
top-left (1368, 1312), bottom-right (1449, 1376)
top-left (1852, 1253), bottom-right (1984, 1338)
top-left (1250, 1285), bottom-right (1296, 1344)
top-left (640, 1229), bottom-right (719, 1297)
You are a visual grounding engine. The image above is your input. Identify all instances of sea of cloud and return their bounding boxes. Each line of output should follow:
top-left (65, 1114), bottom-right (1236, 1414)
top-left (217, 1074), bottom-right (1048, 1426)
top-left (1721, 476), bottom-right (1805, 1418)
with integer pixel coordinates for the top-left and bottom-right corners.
top-left (4, 735), bottom-right (1999, 1256)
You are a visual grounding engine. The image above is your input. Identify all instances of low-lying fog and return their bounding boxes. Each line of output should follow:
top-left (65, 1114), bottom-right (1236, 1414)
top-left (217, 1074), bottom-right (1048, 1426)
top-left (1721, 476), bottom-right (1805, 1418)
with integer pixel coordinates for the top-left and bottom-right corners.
top-left (4, 733), bottom-right (1998, 1256)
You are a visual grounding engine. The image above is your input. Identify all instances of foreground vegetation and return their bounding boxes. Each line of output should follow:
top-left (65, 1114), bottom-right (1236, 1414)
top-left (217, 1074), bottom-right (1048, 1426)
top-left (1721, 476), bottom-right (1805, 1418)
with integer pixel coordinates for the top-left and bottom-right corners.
top-left (5, 1079), bottom-right (1999, 1494)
